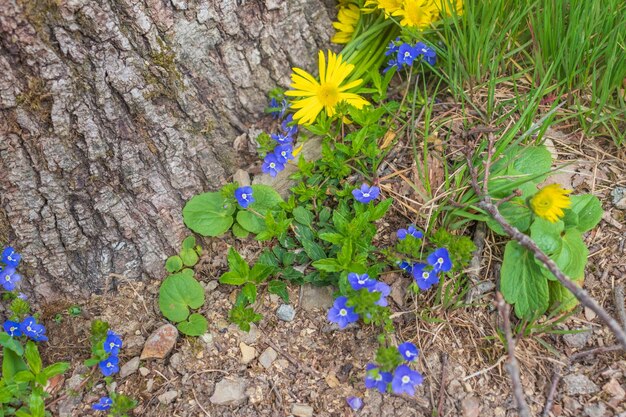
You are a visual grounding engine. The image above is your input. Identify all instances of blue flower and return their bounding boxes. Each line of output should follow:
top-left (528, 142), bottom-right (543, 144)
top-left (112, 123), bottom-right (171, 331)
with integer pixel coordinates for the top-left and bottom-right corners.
top-left (281, 114), bottom-right (298, 137)
top-left (0, 267), bottom-right (21, 291)
top-left (327, 296), bottom-right (359, 329)
top-left (3, 320), bottom-right (22, 337)
top-left (383, 58), bottom-right (398, 74)
top-left (234, 186), bottom-right (254, 209)
top-left (92, 396), bottom-right (113, 411)
top-left (346, 396), bottom-right (363, 411)
top-left (103, 330), bottom-right (123, 356)
top-left (427, 248), bottom-right (452, 273)
top-left (398, 342), bottom-right (419, 361)
top-left (385, 37), bottom-right (401, 56)
top-left (19, 316), bottom-right (48, 342)
top-left (348, 273), bottom-right (377, 290)
top-left (416, 42), bottom-right (437, 65)
top-left (1, 247), bottom-right (21, 268)
top-left (270, 132), bottom-right (293, 144)
top-left (369, 281), bottom-right (391, 307)
top-left (397, 43), bottom-right (420, 67)
top-left (391, 364), bottom-right (423, 396)
top-left (262, 153), bottom-right (285, 177)
top-left (273, 144), bottom-right (294, 164)
top-left (364, 364), bottom-right (392, 393)
top-left (269, 98), bottom-right (288, 119)
top-left (398, 261), bottom-right (413, 273)
top-left (352, 184), bottom-right (380, 203)
top-left (397, 225), bottom-right (423, 240)
top-left (412, 263), bottom-right (439, 291)
top-left (98, 355), bottom-right (119, 376)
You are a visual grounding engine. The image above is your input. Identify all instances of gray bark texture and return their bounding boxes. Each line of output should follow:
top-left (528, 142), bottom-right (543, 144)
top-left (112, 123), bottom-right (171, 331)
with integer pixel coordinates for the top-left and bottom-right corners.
top-left (0, 0), bottom-right (333, 300)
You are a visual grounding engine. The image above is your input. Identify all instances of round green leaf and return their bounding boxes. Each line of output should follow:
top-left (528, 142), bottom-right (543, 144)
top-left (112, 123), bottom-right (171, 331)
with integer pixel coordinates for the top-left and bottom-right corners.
top-left (182, 236), bottom-right (197, 250)
top-left (232, 222), bottom-right (250, 239)
top-left (236, 211), bottom-right (265, 234)
top-left (165, 256), bottom-right (183, 273)
top-left (567, 195), bottom-right (603, 233)
top-left (180, 248), bottom-right (199, 267)
top-left (249, 184), bottom-right (284, 213)
top-left (159, 269), bottom-right (205, 322)
top-left (183, 192), bottom-right (235, 237)
top-left (177, 313), bottom-right (208, 336)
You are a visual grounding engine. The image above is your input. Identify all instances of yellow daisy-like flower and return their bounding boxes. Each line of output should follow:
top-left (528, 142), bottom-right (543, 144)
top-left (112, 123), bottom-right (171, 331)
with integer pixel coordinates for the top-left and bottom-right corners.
top-left (529, 184), bottom-right (572, 223)
top-left (435, 0), bottom-right (464, 17)
top-left (392, 0), bottom-right (439, 29)
top-left (285, 50), bottom-right (369, 125)
top-left (364, 0), bottom-right (403, 16)
top-left (331, 4), bottom-right (361, 44)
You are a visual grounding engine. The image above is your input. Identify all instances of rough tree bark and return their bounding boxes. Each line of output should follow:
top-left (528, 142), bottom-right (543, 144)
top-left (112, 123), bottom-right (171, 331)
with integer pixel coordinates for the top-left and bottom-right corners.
top-left (0, 0), bottom-right (333, 300)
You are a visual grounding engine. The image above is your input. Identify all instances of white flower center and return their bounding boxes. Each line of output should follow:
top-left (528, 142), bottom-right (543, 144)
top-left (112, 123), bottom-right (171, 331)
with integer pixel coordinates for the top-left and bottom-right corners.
top-left (422, 272), bottom-right (429, 279)
top-left (437, 258), bottom-right (443, 264)
top-left (375, 374), bottom-right (382, 381)
top-left (10, 326), bottom-right (17, 332)
top-left (362, 193), bottom-right (370, 198)
top-left (241, 193), bottom-right (247, 199)
top-left (269, 163), bottom-right (276, 168)
top-left (402, 376), bottom-right (410, 384)
top-left (281, 151), bottom-right (287, 157)
top-left (27, 326), bottom-right (32, 331)
top-left (404, 52), bottom-right (411, 58)
top-left (405, 350), bottom-right (412, 357)
top-left (339, 309), bottom-right (347, 317)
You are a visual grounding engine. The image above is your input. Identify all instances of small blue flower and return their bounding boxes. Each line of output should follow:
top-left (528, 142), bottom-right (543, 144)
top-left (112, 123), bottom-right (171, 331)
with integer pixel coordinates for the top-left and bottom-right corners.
top-left (92, 396), bottom-right (113, 411)
top-left (346, 396), bottom-right (363, 411)
top-left (269, 98), bottom-right (288, 119)
top-left (1, 247), bottom-right (21, 268)
top-left (18, 292), bottom-right (27, 300)
top-left (3, 320), bottom-right (22, 337)
top-left (412, 263), bottom-right (439, 291)
top-left (397, 43), bottom-right (420, 67)
top-left (416, 42), bottom-right (437, 65)
top-left (398, 342), bottom-right (419, 362)
top-left (98, 355), bottom-right (119, 377)
top-left (271, 132), bottom-right (293, 144)
top-left (383, 58), bottom-right (398, 74)
top-left (352, 184), bottom-right (380, 204)
top-left (262, 153), bottom-right (285, 177)
top-left (369, 281), bottom-right (391, 307)
top-left (397, 225), bottom-right (423, 240)
top-left (19, 316), bottom-right (48, 342)
top-left (348, 272), bottom-right (377, 290)
top-left (365, 364), bottom-right (392, 393)
top-left (0, 267), bottom-right (21, 291)
top-left (281, 114), bottom-right (298, 137)
top-left (234, 186), bottom-right (255, 209)
top-left (103, 330), bottom-right (123, 356)
top-left (398, 261), bottom-right (413, 273)
top-left (427, 248), bottom-right (452, 273)
top-left (327, 296), bottom-right (359, 329)
top-left (385, 37), bottom-right (401, 56)
top-left (391, 364), bottom-right (423, 396)
top-left (273, 144), bottom-right (294, 164)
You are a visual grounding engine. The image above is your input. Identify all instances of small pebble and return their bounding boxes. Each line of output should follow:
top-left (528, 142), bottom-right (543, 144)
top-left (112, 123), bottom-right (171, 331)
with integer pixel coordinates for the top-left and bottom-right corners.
top-left (158, 390), bottom-right (178, 405)
top-left (276, 304), bottom-right (296, 321)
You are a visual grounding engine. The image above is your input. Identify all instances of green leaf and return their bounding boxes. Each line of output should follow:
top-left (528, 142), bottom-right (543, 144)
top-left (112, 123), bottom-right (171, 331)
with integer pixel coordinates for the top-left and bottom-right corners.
top-left (301, 239), bottom-right (326, 261)
top-left (549, 278), bottom-right (583, 313)
top-left (292, 207), bottom-right (314, 226)
top-left (530, 218), bottom-right (564, 255)
top-left (542, 229), bottom-right (588, 281)
top-left (240, 283), bottom-right (258, 305)
top-left (182, 236), bottom-right (196, 250)
top-left (486, 199), bottom-right (532, 235)
top-left (232, 223), bottom-right (250, 239)
top-left (0, 334), bottom-right (24, 355)
top-left (236, 211), bottom-right (266, 234)
top-left (226, 247), bottom-right (250, 278)
top-left (28, 392), bottom-right (44, 417)
top-left (501, 241), bottom-right (550, 319)
top-left (249, 185), bottom-right (284, 213)
top-left (219, 271), bottom-right (247, 286)
top-left (12, 371), bottom-right (35, 383)
top-left (369, 198), bottom-right (393, 221)
top-left (229, 305), bottom-right (263, 332)
top-left (176, 313), bottom-right (208, 336)
top-left (249, 263), bottom-right (275, 284)
top-left (183, 192), bottom-right (235, 237)
top-left (165, 256), bottom-right (183, 273)
top-left (24, 342), bottom-right (41, 375)
top-left (0, 385), bottom-right (13, 403)
top-left (158, 269), bottom-right (205, 323)
top-left (567, 195), bottom-right (603, 232)
top-left (319, 232), bottom-right (345, 245)
top-left (267, 280), bottom-right (289, 302)
top-left (41, 362), bottom-right (70, 380)
top-left (2, 347), bottom-right (27, 381)
top-left (512, 145), bottom-right (552, 178)
top-left (180, 248), bottom-right (199, 267)
top-left (312, 258), bottom-right (343, 272)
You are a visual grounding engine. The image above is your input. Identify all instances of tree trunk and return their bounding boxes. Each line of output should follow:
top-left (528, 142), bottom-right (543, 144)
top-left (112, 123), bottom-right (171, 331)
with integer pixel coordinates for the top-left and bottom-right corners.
top-left (0, 0), bottom-right (333, 300)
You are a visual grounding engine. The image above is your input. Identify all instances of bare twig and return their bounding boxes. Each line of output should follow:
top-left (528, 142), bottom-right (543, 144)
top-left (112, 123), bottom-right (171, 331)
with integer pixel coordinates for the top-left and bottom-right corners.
top-left (496, 293), bottom-right (533, 417)
top-left (542, 367), bottom-right (562, 417)
top-left (437, 353), bottom-right (448, 417)
top-left (615, 284), bottom-right (626, 330)
top-left (570, 344), bottom-right (622, 362)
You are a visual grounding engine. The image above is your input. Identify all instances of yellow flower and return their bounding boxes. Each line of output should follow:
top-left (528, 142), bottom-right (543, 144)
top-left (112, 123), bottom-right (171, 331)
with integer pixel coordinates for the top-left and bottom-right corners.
top-left (435, 0), bottom-right (464, 17)
top-left (331, 4), bottom-right (361, 44)
top-left (529, 184), bottom-right (572, 223)
top-left (392, 0), bottom-right (439, 29)
top-left (364, 0), bottom-right (403, 16)
top-left (285, 50), bottom-right (369, 125)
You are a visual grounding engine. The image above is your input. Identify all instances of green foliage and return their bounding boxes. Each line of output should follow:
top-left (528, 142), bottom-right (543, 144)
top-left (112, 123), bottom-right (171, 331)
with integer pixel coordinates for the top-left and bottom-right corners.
top-left (183, 192), bottom-right (235, 237)
top-left (108, 392), bottom-right (138, 417)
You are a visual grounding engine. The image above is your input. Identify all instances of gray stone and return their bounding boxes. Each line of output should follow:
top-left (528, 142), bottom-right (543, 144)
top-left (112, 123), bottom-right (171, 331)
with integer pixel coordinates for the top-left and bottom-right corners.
top-left (563, 329), bottom-right (592, 348)
top-left (205, 281), bottom-right (219, 292)
top-left (158, 390), bottom-right (178, 405)
top-left (563, 374), bottom-right (599, 395)
top-left (238, 323), bottom-right (260, 345)
top-left (300, 284), bottom-right (334, 311)
top-left (258, 347), bottom-right (278, 369)
top-left (209, 378), bottom-right (248, 406)
top-left (233, 169), bottom-right (251, 187)
top-left (276, 304), bottom-right (296, 322)
top-left (291, 403), bottom-right (314, 417)
top-left (200, 332), bottom-right (214, 346)
top-left (240, 342), bottom-right (257, 364)
top-left (169, 352), bottom-right (185, 374)
top-left (67, 373), bottom-right (85, 391)
top-left (461, 396), bottom-right (481, 417)
top-left (139, 367), bottom-right (150, 377)
top-left (120, 356), bottom-right (140, 378)
top-left (612, 187), bottom-right (626, 209)
top-left (584, 403), bottom-right (607, 417)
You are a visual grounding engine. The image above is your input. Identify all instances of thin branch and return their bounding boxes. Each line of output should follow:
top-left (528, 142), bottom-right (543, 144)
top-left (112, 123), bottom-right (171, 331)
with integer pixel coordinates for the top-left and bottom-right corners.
top-left (615, 284), bottom-right (626, 330)
top-left (541, 367), bottom-right (562, 417)
top-left (496, 293), bottom-right (533, 417)
top-left (436, 353), bottom-right (448, 417)
top-left (569, 344), bottom-right (623, 362)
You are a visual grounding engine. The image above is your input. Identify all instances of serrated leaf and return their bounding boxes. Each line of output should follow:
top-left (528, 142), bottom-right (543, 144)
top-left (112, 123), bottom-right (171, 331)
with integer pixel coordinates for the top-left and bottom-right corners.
top-left (24, 342), bottom-right (41, 375)
top-left (176, 313), bottom-right (208, 336)
top-left (41, 362), bottom-right (70, 380)
top-left (292, 207), bottom-right (314, 226)
top-left (180, 248), bottom-right (199, 267)
top-left (250, 263), bottom-right (275, 284)
top-left (165, 256), bottom-right (183, 273)
top-left (13, 371), bottom-right (35, 383)
top-left (226, 247), bottom-right (249, 278)
top-left (158, 269), bottom-right (205, 322)
top-left (240, 283), bottom-right (258, 305)
top-left (183, 192), bottom-right (235, 237)
top-left (0, 333), bottom-right (24, 355)
top-left (301, 239), bottom-right (326, 261)
top-left (2, 347), bottom-right (27, 380)
top-left (319, 232), bottom-right (345, 245)
top-left (501, 241), bottom-right (550, 319)
top-left (312, 258), bottom-right (343, 272)
top-left (267, 280), bottom-right (289, 302)
top-left (369, 198), bottom-right (393, 221)
top-left (219, 271), bottom-right (248, 286)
